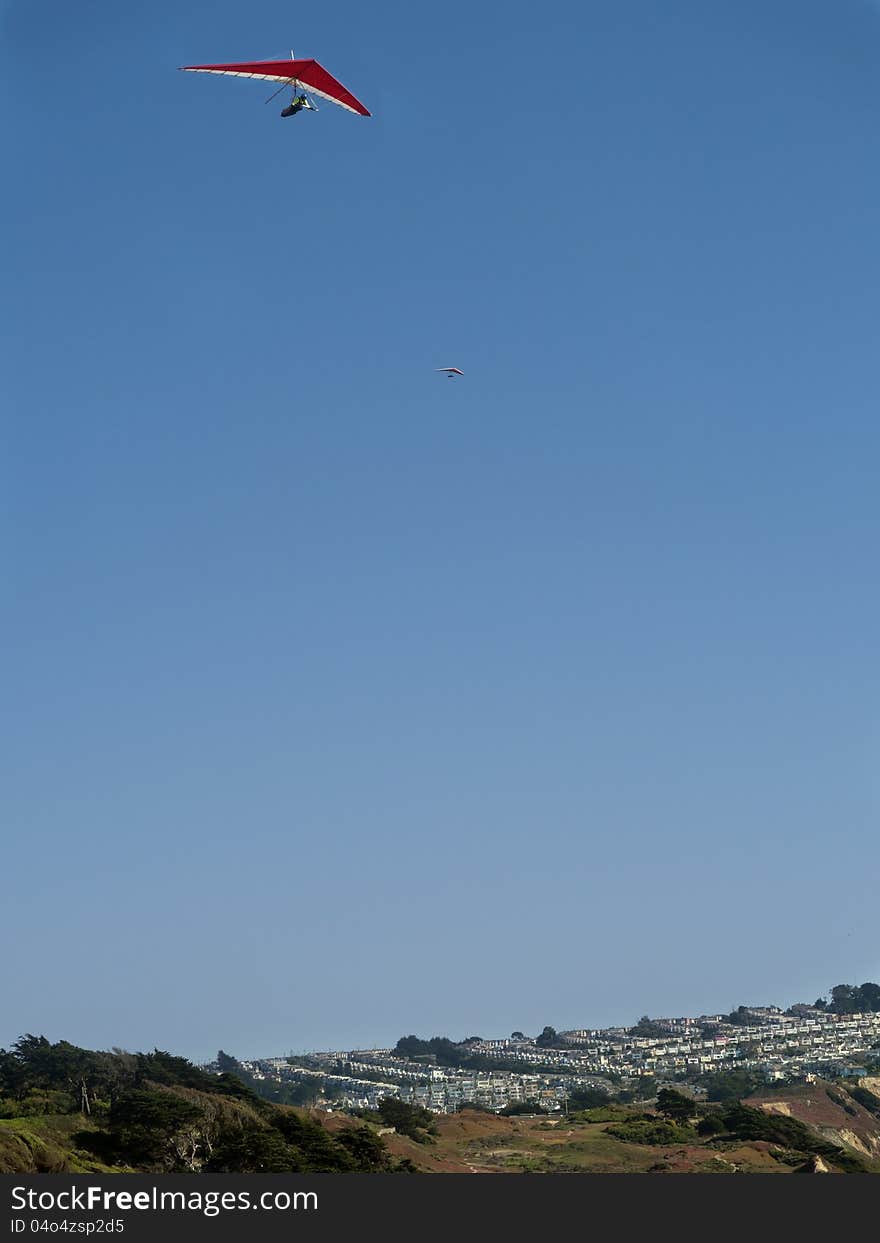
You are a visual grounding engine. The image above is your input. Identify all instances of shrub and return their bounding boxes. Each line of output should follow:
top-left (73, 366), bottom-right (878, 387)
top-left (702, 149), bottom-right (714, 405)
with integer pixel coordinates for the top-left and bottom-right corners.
top-left (606, 1119), bottom-right (698, 1146)
top-left (696, 1113), bottom-right (727, 1137)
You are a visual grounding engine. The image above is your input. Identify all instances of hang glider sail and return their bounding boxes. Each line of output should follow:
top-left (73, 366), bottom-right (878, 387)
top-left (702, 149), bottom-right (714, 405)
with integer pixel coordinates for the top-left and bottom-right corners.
top-left (179, 56), bottom-right (371, 117)
top-left (436, 367), bottom-right (464, 378)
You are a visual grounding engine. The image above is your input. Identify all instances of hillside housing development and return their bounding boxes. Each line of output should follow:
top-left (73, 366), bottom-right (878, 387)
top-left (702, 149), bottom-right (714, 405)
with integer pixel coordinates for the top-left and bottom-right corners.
top-left (233, 1004), bottom-right (880, 1115)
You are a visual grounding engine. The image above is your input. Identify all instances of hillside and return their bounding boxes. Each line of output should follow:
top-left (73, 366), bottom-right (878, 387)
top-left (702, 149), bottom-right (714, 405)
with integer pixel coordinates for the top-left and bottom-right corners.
top-left (0, 1037), bottom-right (411, 1174)
top-left (745, 1079), bottom-right (880, 1162)
top-left (3, 1036), bottom-right (879, 1174)
top-left (357, 1081), bottom-right (880, 1174)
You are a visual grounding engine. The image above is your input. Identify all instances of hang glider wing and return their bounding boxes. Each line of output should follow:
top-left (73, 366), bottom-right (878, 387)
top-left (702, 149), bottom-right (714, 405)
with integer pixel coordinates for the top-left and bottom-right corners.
top-left (436, 367), bottom-right (464, 376)
top-left (179, 58), bottom-right (371, 116)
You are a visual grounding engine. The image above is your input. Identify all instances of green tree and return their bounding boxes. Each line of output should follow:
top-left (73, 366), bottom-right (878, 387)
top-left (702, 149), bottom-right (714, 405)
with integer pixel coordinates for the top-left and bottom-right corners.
top-left (631, 1016), bottom-right (667, 1038)
top-left (567, 1087), bottom-right (613, 1110)
top-left (726, 1007), bottom-right (762, 1027)
top-left (855, 983), bottom-right (880, 1013)
top-left (655, 1088), bottom-right (695, 1123)
top-left (204, 1124), bottom-right (300, 1173)
top-left (830, 985), bottom-right (857, 1015)
top-left (335, 1125), bottom-right (391, 1171)
top-left (270, 1111), bottom-right (356, 1172)
top-left (0, 1049), bottom-right (29, 1101)
top-left (107, 1090), bottom-right (204, 1170)
top-left (697, 1113), bottom-right (727, 1136)
top-left (376, 1097), bottom-right (436, 1141)
top-left (698, 1069), bottom-right (760, 1102)
top-left (499, 1100), bottom-right (546, 1116)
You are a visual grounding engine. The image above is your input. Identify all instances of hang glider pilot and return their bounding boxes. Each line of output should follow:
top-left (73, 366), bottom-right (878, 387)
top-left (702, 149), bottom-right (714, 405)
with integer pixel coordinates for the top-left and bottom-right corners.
top-left (281, 92), bottom-right (313, 117)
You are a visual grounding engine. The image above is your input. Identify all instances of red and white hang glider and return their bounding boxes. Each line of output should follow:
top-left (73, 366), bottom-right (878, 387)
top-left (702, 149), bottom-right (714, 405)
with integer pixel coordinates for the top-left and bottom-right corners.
top-left (436, 367), bottom-right (464, 378)
top-left (179, 55), bottom-right (371, 116)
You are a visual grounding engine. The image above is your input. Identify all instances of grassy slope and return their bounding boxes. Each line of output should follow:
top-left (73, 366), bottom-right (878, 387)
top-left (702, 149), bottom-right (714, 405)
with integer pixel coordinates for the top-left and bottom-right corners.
top-left (364, 1081), bottom-right (880, 1174)
top-left (4, 1080), bottom-right (879, 1174)
top-left (409, 1112), bottom-right (786, 1174)
top-left (0, 1115), bottom-right (128, 1174)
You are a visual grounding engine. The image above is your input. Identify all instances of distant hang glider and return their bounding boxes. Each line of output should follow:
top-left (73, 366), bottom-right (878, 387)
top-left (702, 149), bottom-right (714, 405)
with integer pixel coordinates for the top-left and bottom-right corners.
top-left (436, 367), bottom-right (464, 378)
top-left (179, 55), bottom-right (371, 117)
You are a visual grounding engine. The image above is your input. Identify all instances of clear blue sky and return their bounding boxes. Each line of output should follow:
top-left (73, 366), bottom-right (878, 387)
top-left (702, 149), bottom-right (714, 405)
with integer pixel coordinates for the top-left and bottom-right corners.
top-left (3, 0), bottom-right (879, 1061)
